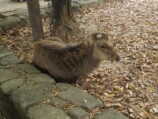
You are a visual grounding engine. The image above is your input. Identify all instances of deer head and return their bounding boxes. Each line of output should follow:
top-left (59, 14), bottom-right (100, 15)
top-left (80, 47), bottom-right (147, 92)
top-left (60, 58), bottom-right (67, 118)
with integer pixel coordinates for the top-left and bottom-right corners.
top-left (89, 32), bottom-right (120, 61)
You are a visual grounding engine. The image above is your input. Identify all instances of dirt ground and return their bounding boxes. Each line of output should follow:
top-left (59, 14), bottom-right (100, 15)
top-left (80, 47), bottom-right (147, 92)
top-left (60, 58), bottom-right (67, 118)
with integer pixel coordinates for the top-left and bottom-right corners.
top-left (0, 0), bottom-right (158, 118)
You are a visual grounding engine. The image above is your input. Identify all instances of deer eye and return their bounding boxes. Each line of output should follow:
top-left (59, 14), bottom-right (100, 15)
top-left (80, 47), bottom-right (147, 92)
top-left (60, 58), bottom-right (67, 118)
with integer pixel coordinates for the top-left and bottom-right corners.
top-left (100, 45), bottom-right (108, 49)
top-left (100, 43), bottom-right (111, 49)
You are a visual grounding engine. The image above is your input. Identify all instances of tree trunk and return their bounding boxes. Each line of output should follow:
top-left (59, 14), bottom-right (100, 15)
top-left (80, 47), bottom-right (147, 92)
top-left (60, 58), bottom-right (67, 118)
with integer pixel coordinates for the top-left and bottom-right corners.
top-left (26, 0), bottom-right (44, 40)
top-left (51, 0), bottom-right (78, 43)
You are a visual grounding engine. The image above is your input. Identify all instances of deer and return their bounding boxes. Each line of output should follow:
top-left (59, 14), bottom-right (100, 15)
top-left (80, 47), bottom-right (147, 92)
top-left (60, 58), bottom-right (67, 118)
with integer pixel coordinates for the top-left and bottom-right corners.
top-left (33, 32), bottom-right (120, 83)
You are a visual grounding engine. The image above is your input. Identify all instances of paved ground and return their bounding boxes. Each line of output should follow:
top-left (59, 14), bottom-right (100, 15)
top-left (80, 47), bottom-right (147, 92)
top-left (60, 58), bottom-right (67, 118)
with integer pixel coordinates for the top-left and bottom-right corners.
top-left (0, 0), bottom-right (48, 14)
top-left (0, 0), bottom-right (102, 14)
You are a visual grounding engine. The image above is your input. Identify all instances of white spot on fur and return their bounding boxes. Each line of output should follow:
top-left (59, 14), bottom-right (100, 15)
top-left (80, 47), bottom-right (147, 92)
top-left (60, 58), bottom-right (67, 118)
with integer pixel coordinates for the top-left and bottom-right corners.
top-left (96, 34), bottom-right (102, 39)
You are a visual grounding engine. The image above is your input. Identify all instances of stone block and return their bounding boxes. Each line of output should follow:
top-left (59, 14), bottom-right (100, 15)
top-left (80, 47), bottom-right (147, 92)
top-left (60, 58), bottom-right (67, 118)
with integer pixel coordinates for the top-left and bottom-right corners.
top-left (56, 83), bottom-right (73, 91)
top-left (0, 16), bottom-right (21, 30)
top-left (18, 63), bottom-right (41, 74)
top-left (0, 47), bottom-right (13, 59)
top-left (0, 69), bottom-right (19, 83)
top-left (0, 55), bottom-right (21, 66)
top-left (68, 107), bottom-right (89, 119)
top-left (0, 94), bottom-right (20, 119)
top-left (49, 97), bottom-right (68, 108)
top-left (94, 109), bottom-right (129, 119)
top-left (0, 18), bottom-right (3, 22)
top-left (57, 87), bottom-right (102, 109)
top-left (26, 73), bottom-right (56, 84)
top-left (10, 83), bottom-right (55, 117)
top-left (19, 16), bottom-right (27, 26)
top-left (0, 45), bottom-right (4, 49)
top-left (27, 104), bottom-right (71, 119)
top-left (0, 78), bottom-right (25, 95)
top-left (0, 65), bottom-right (13, 69)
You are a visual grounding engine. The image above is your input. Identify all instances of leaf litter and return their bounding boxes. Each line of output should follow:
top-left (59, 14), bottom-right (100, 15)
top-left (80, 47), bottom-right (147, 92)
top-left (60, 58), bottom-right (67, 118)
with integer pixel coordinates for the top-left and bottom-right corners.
top-left (0, 0), bottom-right (158, 118)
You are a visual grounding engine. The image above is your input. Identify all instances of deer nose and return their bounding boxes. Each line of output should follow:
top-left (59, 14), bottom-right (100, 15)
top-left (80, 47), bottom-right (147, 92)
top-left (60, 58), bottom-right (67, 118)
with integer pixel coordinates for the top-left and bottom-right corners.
top-left (116, 55), bottom-right (120, 61)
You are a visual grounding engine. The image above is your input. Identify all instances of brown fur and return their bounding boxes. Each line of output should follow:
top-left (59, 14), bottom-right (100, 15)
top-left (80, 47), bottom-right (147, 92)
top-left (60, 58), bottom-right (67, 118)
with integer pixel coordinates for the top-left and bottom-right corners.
top-left (33, 32), bottom-right (120, 83)
top-left (37, 37), bottom-right (66, 49)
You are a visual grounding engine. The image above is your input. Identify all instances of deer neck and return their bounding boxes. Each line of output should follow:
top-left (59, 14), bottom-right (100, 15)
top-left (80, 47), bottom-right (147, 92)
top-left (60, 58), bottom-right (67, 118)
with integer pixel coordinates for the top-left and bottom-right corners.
top-left (79, 43), bottom-right (100, 72)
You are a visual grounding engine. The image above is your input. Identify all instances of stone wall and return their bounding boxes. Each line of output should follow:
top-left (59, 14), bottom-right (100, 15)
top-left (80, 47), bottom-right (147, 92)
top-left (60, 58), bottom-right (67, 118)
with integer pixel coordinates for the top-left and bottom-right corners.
top-left (0, 45), bottom-right (129, 119)
top-left (0, 15), bottom-right (27, 35)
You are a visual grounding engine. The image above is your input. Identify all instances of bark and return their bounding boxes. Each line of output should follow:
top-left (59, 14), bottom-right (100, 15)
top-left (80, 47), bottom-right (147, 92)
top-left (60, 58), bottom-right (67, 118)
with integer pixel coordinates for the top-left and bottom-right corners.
top-left (26, 0), bottom-right (44, 40)
top-left (51, 0), bottom-right (78, 43)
